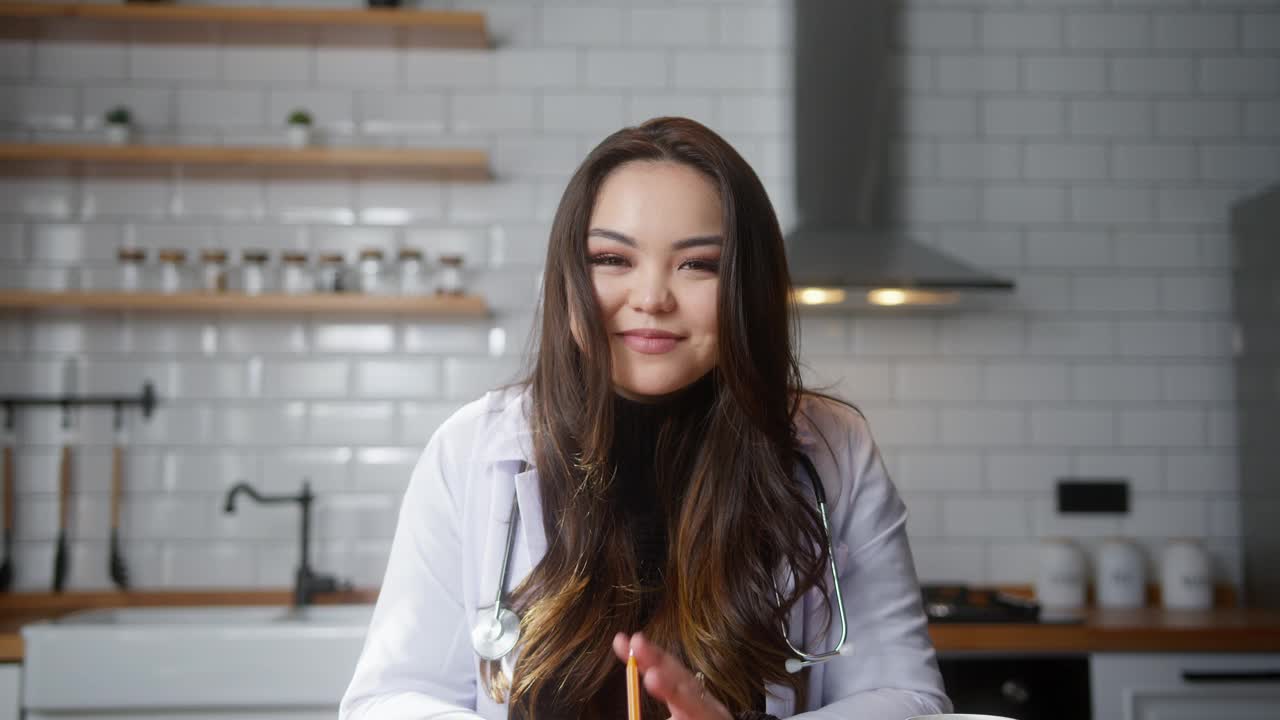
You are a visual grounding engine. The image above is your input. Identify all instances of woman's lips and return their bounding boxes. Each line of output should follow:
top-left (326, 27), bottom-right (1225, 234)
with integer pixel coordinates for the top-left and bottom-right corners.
top-left (618, 333), bottom-right (683, 354)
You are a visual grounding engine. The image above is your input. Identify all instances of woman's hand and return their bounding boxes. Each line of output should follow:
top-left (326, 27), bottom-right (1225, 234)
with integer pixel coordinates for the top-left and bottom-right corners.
top-left (612, 632), bottom-right (733, 720)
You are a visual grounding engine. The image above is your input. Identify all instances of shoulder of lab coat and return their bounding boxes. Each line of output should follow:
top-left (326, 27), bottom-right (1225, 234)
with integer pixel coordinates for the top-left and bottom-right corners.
top-left (340, 386), bottom-right (525, 720)
top-left (789, 393), bottom-right (952, 719)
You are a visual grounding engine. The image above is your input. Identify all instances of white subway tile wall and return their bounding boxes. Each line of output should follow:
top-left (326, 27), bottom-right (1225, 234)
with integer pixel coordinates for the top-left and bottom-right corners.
top-left (1, 0), bottom-right (1271, 592)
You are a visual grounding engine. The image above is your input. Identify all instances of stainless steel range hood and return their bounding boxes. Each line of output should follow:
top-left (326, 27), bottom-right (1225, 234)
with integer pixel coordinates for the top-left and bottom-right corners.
top-left (786, 0), bottom-right (1014, 308)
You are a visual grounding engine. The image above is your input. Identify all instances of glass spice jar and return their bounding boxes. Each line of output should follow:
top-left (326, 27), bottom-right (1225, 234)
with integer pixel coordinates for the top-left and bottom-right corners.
top-left (316, 252), bottom-right (346, 293)
top-left (199, 249), bottom-right (228, 293)
top-left (240, 250), bottom-right (270, 296)
top-left (156, 249), bottom-right (188, 294)
top-left (356, 248), bottom-right (386, 295)
top-left (397, 247), bottom-right (426, 295)
top-left (280, 251), bottom-right (312, 295)
top-left (435, 254), bottom-right (466, 296)
top-left (117, 247), bottom-right (147, 292)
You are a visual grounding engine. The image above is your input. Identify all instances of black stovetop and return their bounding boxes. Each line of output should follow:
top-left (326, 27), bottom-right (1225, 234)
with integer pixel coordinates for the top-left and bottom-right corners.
top-left (922, 585), bottom-right (1042, 623)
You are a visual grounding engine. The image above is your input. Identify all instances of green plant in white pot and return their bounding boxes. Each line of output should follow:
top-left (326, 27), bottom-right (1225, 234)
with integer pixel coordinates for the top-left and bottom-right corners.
top-left (286, 109), bottom-right (313, 149)
top-left (104, 106), bottom-right (133, 146)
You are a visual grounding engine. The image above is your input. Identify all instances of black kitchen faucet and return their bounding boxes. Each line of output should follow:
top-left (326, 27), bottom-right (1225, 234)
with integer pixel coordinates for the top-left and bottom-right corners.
top-left (223, 480), bottom-right (349, 607)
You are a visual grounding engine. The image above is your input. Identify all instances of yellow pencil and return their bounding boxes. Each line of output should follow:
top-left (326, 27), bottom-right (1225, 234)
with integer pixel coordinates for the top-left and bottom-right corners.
top-left (627, 648), bottom-right (641, 720)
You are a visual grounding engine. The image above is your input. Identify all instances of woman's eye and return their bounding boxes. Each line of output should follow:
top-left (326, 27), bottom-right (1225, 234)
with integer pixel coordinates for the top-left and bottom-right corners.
top-left (681, 258), bottom-right (720, 273)
top-left (587, 254), bottom-right (628, 267)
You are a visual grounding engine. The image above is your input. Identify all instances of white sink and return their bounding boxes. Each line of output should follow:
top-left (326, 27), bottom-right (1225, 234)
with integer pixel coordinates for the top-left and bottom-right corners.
top-left (22, 604), bottom-right (374, 716)
top-left (57, 603), bottom-right (373, 627)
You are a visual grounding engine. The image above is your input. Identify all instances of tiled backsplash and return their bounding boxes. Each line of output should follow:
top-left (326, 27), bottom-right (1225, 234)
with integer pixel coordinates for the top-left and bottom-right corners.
top-left (2, 0), bottom-right (1276, 593)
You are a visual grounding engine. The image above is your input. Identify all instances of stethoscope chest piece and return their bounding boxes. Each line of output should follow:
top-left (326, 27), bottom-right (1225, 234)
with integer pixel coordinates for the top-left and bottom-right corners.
top-left (471, 605), bottom-right (521, 661)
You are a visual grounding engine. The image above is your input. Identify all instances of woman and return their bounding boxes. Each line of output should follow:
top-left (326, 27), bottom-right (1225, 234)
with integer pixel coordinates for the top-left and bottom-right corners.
top-left (340, 117), bottom-right (950, 720)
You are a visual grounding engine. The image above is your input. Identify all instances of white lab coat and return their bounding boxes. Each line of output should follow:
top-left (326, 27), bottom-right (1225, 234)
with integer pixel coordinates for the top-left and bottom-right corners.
top-left (340, 386), bottom-right (951, 719)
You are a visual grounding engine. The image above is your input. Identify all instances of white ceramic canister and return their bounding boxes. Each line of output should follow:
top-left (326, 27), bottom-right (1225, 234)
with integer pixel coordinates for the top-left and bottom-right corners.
top-left (1160, 538), bottom-right (1212, 611)
top-left (1096, 537), bottom-right (1146, 609)
top-left (1035, 538), bottom-right (1087, 610)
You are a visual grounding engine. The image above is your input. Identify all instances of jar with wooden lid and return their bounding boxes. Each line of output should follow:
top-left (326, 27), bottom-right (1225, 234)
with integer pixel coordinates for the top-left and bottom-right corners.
top-left (156, 249), bottom-right (188, 294)
top-left (397, 247), bottom-right (427, 295)
top-left (117, 247), bottom-right (147, 292)
top-left (240, 250), bottom-right (270, 296)
top-left (435, 254), bottom-right (466, 296)
top-left (356, 248), bottom-right (387, 295)
top-left (316, 252), bottom-right (346, 293)
top-left (279, 251), bottom-right (312, 295)
top-left (199, 249), bottom-right (228, 293)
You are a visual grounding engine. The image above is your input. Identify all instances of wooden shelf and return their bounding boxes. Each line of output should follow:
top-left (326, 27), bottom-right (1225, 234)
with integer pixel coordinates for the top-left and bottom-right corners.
top-left (0, 142), bottom-right (491, 181)
top-left (0, 2), bottom-right (489, 48)
top-left (0, 290), bottom-right (490, 316)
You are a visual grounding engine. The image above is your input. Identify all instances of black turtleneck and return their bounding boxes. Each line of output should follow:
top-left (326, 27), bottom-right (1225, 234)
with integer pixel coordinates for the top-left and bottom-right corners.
top-left (537, 372), bottom-right (765, 719)
top-left (610, 371), bottom-right (716, 615)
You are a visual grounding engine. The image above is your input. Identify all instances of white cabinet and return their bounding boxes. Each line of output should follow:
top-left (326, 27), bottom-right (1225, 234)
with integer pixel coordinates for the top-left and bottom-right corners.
top-left (0, 664), bottom-right (19, 720)
top-left (1092, 653), bottom-right (1280, 720)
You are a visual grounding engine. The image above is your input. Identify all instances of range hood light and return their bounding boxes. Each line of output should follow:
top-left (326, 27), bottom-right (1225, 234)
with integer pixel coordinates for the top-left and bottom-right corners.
top-left (795, 287), bottom-right (848, 306)
top-left (793, 286), bottom-right (967, 308)
top-left (868, 288), bottom-right (906, 306)
top-left (868, 288), bottom-right (961, 307)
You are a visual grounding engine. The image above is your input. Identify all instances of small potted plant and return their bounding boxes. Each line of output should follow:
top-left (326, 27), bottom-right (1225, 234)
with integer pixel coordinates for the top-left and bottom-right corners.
top-left (104, 106), bottom-right (133, 145)
top-left (286, 109), bottom-right (313, 149)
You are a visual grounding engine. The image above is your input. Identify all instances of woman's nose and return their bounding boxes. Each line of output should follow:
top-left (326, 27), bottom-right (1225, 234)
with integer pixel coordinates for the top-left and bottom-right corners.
top-left (629, 270), bottom-right (675, 313)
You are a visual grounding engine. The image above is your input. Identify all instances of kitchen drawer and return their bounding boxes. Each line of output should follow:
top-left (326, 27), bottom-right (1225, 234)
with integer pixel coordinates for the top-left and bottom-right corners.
top-left (1092, 652), bottom-right (1280, 720)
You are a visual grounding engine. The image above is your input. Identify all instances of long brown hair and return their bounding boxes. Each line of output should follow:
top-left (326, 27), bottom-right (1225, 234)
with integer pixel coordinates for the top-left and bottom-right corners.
top-left (491, 117), bottom-right (832, 717)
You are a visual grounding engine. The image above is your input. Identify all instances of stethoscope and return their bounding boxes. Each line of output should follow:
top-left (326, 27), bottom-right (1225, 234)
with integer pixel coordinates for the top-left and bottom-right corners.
top-left (470, 453), bottom-right (851, 673)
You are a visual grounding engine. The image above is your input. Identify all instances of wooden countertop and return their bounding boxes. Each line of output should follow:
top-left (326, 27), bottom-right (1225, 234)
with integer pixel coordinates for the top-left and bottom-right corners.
top-left (931, 607), bottom-right (1280, 654)
top-left (2, 590), bottom-right (1279, 662)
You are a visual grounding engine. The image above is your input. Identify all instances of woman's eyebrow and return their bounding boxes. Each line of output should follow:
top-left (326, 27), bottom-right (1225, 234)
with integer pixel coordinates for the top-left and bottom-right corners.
top-left (587, 228), bottom-right (723, 250)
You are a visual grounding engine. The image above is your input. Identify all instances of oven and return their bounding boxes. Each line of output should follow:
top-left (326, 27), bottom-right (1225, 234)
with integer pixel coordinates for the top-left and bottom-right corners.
top-left (939, 653), bottom-right (1092, 720)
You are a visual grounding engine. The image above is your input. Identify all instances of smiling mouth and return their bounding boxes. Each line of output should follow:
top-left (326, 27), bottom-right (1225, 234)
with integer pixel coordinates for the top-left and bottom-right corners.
top-left (616, 332), bottom-right (684, 354)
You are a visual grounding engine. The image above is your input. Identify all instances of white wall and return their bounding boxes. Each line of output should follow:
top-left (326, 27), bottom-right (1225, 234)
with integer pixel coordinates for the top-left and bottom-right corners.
top-left (0, 0), bottom-right (1275, 592)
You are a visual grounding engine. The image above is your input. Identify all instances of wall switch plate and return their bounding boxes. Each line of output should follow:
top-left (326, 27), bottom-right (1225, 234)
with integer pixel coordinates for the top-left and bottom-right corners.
top-left (1056, 478), bottom-right (1130, 514)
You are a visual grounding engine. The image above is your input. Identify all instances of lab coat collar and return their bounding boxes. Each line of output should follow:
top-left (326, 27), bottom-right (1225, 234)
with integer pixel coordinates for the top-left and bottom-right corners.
top-left (479, 387), bottom-right (546, 566)
top-left (513, 465), bottom-right (547, 564)
top-left (486, 386), bottom-right (536, 467)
